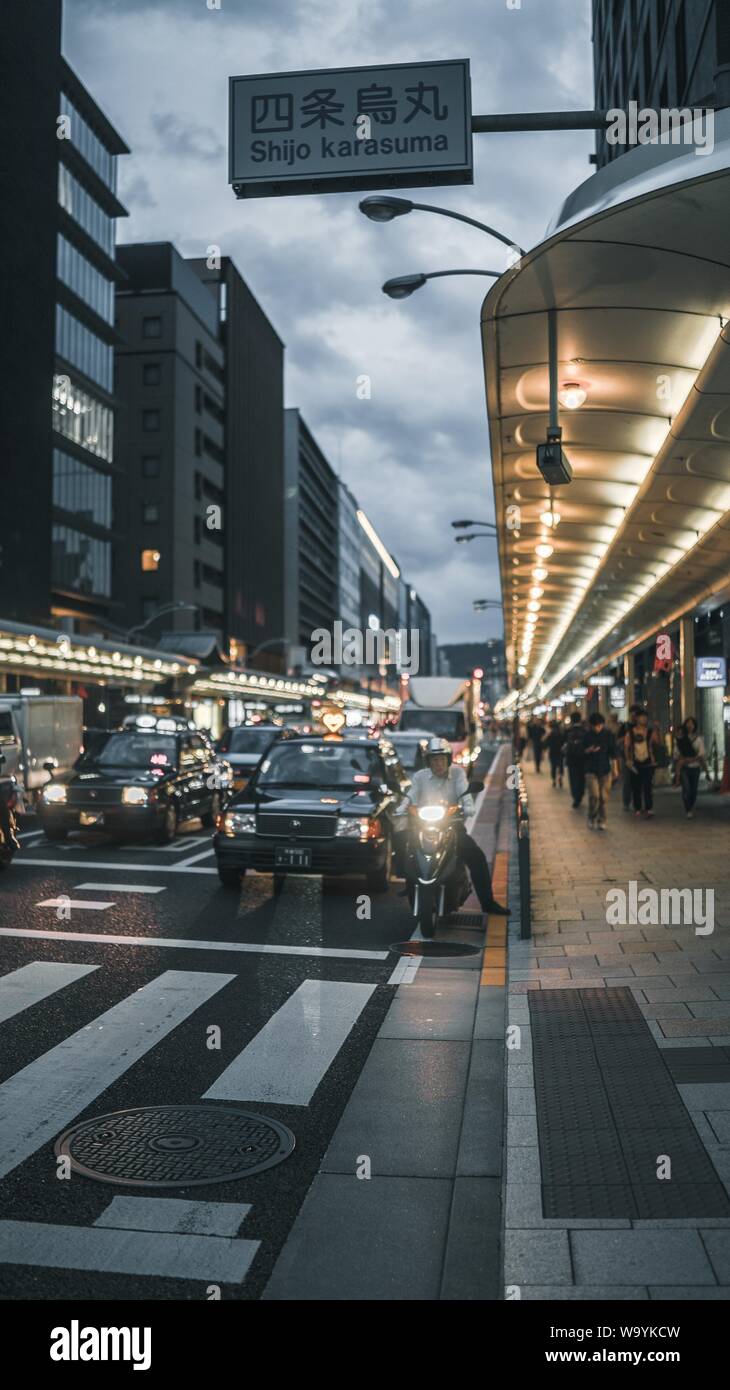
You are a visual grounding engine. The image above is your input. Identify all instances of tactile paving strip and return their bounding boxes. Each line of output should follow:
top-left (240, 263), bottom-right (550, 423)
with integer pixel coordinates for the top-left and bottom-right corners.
top-left (529, 987), bottom-right (730, 1219)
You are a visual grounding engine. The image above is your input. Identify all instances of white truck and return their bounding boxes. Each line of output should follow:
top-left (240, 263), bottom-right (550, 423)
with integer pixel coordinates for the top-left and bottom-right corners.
top-left (398, 676), bottom-right (483, 767)
top-left (0, 695), bottom-right (84, 807)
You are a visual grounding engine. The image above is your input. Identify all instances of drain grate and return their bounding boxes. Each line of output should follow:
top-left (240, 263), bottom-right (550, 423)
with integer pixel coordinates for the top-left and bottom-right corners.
top-left (442, 912), bottom-right (485, 927)
top-left (390, 941), bottom-right (481, 957)
top-left (55, 1105), bottom-right (296, 1188)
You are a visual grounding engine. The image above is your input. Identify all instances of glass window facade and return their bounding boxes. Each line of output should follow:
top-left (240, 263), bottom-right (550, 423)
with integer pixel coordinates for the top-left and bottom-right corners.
top-left (60, 93), bottom-right (117, 192)
top-left (52, 374), bottom-right (113, 461)
top-left (57, 234), bottom-right (114, 323)
top-left (52, 449), bottom-right (112, 529)
top-left (52, 524), bottom-right (111, 597)
top-left (57, 166), bottom-right (114, 256)
top-left (56, 304), bottom-right (113, 391)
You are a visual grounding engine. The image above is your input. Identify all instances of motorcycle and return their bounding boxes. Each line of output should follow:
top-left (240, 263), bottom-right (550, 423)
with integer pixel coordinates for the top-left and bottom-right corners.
top-left (402, 799), bottom-right (471, 938)
top-left (0, 751), bottom-right (20, 871)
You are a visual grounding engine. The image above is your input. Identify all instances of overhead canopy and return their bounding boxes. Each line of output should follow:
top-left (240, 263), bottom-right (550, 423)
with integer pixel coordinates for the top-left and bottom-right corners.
top-left (482, 110), bottom-right (730, 705)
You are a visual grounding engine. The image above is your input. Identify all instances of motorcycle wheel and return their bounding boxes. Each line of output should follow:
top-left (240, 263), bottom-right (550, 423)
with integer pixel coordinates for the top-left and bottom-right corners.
top-left (417, 886), bottom-right (437, 939)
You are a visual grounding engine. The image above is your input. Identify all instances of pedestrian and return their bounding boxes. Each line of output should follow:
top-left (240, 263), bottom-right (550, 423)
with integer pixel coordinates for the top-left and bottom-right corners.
top-left (544, 719), bottom-right (564, 787)
top-left (583, 711), bottom-right (618, 831)
top-left (564, 711), bottom-right (586, 808)
top-left (625, 710), bottom-right (662, 818)
top-left (528, 715), bottom-right (545, 773)
top-left (514, 715), bottom-right (528, 761)
top-left (617, 704), bottom-right (642, 811)
top-left (673, 716), bottom-right (707, 818)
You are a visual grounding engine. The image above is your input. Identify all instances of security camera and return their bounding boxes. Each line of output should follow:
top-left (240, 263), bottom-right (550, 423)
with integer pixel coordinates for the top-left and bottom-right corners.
top-left (537, 426), bottom-right (572, 485)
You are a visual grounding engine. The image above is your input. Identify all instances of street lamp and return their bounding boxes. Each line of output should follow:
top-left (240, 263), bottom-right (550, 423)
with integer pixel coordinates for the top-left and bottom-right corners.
top-left (452, 519), bottom-right (497, 530)
top-left (382, 269), bottom-right (501, 299)
top-left (359, 195), bottom-right (526, 261)
top-left (473, 599), bottom-right (502, 611)
top-left (455, 532), bottom-right (496, 544)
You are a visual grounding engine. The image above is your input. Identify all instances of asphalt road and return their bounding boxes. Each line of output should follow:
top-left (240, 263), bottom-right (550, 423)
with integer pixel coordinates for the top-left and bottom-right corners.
top-left (0, 814), bottom-right (430, 1301)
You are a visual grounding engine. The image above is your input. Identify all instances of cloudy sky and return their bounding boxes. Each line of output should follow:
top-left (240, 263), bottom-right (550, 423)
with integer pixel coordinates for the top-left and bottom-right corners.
top-left (63, 0), bottom-right (594, 644)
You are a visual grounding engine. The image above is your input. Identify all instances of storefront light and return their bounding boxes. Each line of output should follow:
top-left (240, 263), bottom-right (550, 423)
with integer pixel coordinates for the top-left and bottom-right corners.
top-left (535, 543), bottom-right (553, 559)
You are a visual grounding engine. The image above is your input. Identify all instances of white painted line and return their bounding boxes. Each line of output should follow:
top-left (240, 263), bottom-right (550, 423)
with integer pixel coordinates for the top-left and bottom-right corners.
top-left (0, 962), bottom-right (98, 1026)
top-left (465, 746), bottom-right (501, 834)
top-left (17, 831), bottom-right (44, 842)
top-left (175, 846), bottom-right (215, 867)
top-left (0, 927), bottom-right (389, 961)
top-left (73, 883), bottom-right (166, 895)
top-left (0, 1220), bottom-right (259, 1283)
top-left (0, 969), bottom-right (234, 1181)
top-left (95, 1197), bottom-right (251, 1238)
top-left (205, 978), bottom-right (375, 1105)
top-left (16, 858), bottom-right (217, 875)
top-left (387, 955), bottom-right (423, 986)
top-left (36, 898), bottom-right (114, 911)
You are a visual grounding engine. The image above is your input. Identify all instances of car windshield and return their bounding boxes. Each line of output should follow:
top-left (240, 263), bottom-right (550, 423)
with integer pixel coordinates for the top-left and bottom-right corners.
top-left (399, 709), bottom-right (464, 739)
top-left (219, 727), bottom-right (276, 754)
top-left (257, 741), bottom-right (381, 788)
top-left (94, 733), bottom-right (178, 769)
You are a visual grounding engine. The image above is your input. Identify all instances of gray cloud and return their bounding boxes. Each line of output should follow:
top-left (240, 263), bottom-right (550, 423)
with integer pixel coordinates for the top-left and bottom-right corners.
top-left (63, 0), bottom-right (594, 642)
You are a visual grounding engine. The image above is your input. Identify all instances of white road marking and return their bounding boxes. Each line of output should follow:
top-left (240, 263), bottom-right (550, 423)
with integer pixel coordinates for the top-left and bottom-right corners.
top-left (204, 978), bottom-right (375, 1105)
top-left (17, 831), bottom-right (44, 842)
top-left (0, 969), bottom-right (234, 1181)
top-left (0, 927), bottom-right (389, 961)
top-left (16, 858), bottom-right (216, 875)
top-left (387, 955), bottom-right (423, 985)
top-left (94, 1197), bottom-right (251, 1237)
top-left (73, 883), bottom-right (165, 894)
top-left (0, 962), bottom-right (98, 1026)
top-left (36, 898), bottom-right (114, 911)
top-left (0, 1221), bottom-right (259, 1283)
top-left (175, 846), bottom-right (215, 867)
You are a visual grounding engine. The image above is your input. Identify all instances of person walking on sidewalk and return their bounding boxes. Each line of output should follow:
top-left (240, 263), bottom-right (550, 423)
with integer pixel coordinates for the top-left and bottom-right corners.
top-left (617, 705), bottom-right (642, 812)
top-left (528, 715), bottom-right (546, 773)
top-left (544, 719), bottom-right (565, 787)
top-left (583, 712), bottom-right (618, 831)
top-left (625, 710), bottom-right (662, 818)
top-left (564, 711), bottom-right (586, 808)
top-left (673, 716), bottom-right (707, 818)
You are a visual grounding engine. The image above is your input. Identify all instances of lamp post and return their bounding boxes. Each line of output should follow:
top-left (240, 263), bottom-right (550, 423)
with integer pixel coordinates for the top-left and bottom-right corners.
top-left (126, 602), bottom-right (199, 643)
top-left (359, 195), bottom-right (525, 261)
top-left (452, 519), bottom-right (497, 530)
top-left (382, 269), bottom-right (501, 299)
top-left (455, 532), bottom-right (497, 544)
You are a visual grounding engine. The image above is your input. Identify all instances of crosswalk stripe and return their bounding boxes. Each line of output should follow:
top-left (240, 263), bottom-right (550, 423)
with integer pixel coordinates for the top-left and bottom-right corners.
top-left (94, 1196), bottom-right (252, 1237)
top-left (36, 898), bottom-right (114, 911)
top-left (16, 859), bottom-right (216, 875)
top-left (73, 883), bottom-right (165, 894)
top-left (175, 846), bottom-right (215, 867)
top-left (204, 978), bottom-right (376, 1105)
top-left (0, 969), bottom-right (234, 1181)
top-left (0, 962), bottom-right (98, 1026)
top-left (0, 927), bottom-right (388, 961)
top-left (0, 1220), bottom-right (259, 1283)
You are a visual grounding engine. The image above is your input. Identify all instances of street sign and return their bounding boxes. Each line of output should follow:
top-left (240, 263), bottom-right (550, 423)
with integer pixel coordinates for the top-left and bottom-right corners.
top-left (229, 60), bottom-right (472, 199)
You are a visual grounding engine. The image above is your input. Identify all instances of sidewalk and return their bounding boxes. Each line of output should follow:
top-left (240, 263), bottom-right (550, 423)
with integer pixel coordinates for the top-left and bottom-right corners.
top-left (264, 746), bottom-right (511, 1300)
top-left (504, 761), bottom-right (730, 1300)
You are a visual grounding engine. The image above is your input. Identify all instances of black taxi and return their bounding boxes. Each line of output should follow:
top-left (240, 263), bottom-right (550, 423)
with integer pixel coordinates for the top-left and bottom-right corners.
top-left (37, 716), bottom-right (232, 843)
top-left (213, 732), bottom-right (410, 890)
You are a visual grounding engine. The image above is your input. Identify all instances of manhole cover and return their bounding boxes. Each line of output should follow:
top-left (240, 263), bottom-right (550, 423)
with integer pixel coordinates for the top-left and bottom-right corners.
top-left (390, 941), bottom-right (481, 957)
top-left (55, 1105), bottom-right (295, 1188)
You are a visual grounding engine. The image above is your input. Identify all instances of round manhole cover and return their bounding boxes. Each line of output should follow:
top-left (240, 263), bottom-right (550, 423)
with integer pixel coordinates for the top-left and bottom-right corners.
top-left (55, 1105), bottom-right (295, 1188)
top-left (390, 941), bottom-right (481, 957)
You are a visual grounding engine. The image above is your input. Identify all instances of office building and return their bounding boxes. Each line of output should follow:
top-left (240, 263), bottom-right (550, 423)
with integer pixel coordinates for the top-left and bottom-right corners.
top-left (283, 409), bottom-right (340, 657)
top-left (0, 1), bottom-right (128, 629)
top-left (593, 0), bottom-right (730, 167)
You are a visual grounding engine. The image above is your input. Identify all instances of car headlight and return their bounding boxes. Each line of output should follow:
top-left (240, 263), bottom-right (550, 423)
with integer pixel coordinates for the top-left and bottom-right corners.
top-left (221, 811), bottom-right (256, 836)
top-left (418, 805), bottom-right (445, 823)
top-left (122, 786), bottom-right (148, 805)
top-left (43, 784), bottom-right (67, 804)
top-left (335, 816), bottom-right (373, 841)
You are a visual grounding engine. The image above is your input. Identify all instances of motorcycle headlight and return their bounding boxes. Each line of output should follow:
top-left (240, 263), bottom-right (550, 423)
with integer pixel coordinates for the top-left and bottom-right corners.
top-left (221, 811), bottom-right (256, 836)
top-left (122, 786), bottom-right (148, 805)
top-left (43, 784), bottom-right (67, 804)
top-left (418, 805), bottom-right (445, 824)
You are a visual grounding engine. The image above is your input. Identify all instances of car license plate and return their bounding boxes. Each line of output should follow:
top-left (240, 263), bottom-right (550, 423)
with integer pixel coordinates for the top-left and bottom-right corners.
top-left (274, 845), bottom-right (312, 869)
top-left (79, 811), bottom-right (103, 827)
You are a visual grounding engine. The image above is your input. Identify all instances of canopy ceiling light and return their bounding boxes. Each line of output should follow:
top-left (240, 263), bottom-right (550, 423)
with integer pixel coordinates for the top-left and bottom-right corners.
top-left (558, 381), bottom-right (587, 410)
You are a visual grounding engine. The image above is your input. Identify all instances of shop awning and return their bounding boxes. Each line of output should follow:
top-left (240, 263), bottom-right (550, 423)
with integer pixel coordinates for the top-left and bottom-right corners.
top-left (482, 110), bottom-right (730, 706)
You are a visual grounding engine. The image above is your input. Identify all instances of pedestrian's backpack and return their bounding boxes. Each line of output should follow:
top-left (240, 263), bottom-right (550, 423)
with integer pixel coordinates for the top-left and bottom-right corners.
top-left (564, 726), bottom-right (584, 760)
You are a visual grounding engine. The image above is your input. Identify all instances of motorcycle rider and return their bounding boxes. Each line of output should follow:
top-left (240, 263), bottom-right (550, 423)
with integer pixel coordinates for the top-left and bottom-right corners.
top-left (395, 738), bottom-right (509, 916)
